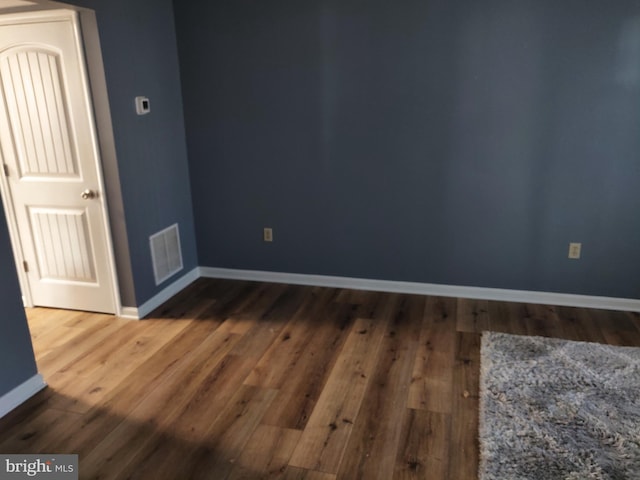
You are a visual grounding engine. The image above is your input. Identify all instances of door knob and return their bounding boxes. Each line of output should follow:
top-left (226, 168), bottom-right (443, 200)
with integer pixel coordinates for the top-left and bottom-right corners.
top-left (81, 189), bottom-right (96, 200)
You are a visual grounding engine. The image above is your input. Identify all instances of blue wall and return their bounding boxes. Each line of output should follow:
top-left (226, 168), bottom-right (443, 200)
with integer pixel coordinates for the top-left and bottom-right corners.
top-left (68, 0), bottom-right (198, 305)
top-left (174, 0), bottom-right (640, 299)
top-left (0, 212), bottom-right (38, 396)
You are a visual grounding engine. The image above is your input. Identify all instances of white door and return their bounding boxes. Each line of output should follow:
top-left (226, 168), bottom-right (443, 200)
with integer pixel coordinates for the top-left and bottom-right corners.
top-left (0, 11), bottom-right (117, 314)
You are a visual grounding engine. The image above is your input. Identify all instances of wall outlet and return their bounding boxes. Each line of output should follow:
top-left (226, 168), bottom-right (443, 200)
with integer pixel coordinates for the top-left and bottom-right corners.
top-left (568, 242), bottom-right (581, 259)
top-left (263, 227), bottom-right (273, 242)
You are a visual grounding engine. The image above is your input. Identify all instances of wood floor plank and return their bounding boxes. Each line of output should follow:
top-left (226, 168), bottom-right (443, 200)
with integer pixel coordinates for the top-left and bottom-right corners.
top-left (0, 406), bottom-right (82, 454)
top-left (33, 314), bottom-right (130, 376)
top-left (0, 388), bottom-right (53, 444)
top-left (29, 309), bottom-right (89, 354)
top-left (202, 282), bottom-right (284, 326)
top-left (393, 409), bottom-right (450, 480)
top-left (228, 425), bottom-right (302, 480)
top-left (158, 354), bottom-right (260, 441)
top-left (45, 319), bottom-right (193, 413)
top-left (3, 279), bottom-right (639, 479)
top-left (522, 303), bottom-right (565, 339)
top-left (288, 315), bottom-right (390, 473)
top-left (41, 324), bottom-right (244, 456)
top-left (555, 306), bottom-right (606, 343)
top-left (110, 385), bottom-right (279, 480)
top-left (447, 332), bottom-right (481, 480)
top-left (78, 354), bottom-right (261, 478)
top-left (186, 385), bottom-right (279, 480)
top-left (593, 309), bottom-right (640, 346)
top-left (262, 292), bottom-right (399, 433)
top-left (504, 302), bottom-right (531, 336)
top-left (487, 300), bottom-right (515, 334)
top-left (627, 311), bottom-right (640, 338)
top-left (336, 294), bottom-right (423, 479)
top-left (105, 316), bottom-right (233, 413)
top-left (456, 298), bottom-right (489, 334)
top-left (244, 287), bottom-right (340, 388)
top-left (205, 281), bottom-right (271, 321)
top-left (228, 285), bottom-right (315, 358)
top-left (216, 283), bottom-right (288, 335)
top-left (408, 296), bottom-right (456, 413)
top-left (26, 307), bottom-right (84, 340)
top-left (56, 310), bottom-right (251, 460)
top-left (259, 301), bottom-right (358, 430)
top-left (334, 288), bottom-right (376, 305)
top-left (145, 278), bottom-right (218, 320)
top-left (281, 467), bottom-right (337, 480)
top-left (32, 325), bottom-right (86, 360)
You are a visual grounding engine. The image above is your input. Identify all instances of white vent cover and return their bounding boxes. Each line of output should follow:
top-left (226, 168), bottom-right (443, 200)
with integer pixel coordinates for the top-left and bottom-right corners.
top-left (150, 223), bottom-right (183, 285)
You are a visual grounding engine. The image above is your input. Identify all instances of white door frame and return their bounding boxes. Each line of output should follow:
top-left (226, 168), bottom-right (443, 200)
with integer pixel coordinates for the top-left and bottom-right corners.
top-left (0, 8), bottom-right (122, 316)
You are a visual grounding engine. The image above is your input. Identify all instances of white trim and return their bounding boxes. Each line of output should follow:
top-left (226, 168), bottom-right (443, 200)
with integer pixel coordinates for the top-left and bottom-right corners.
top-left (78, 8), bottom-right (135, 314)
top-left (200, 267), bottom-right (640, 313)
top-left (71, 10), bottom-right (121, 316)
top-left (135, 267), bottom-right (200, 319)
top-left (0, 374), bottom-right (46, 419)
top-left (119, 306), bottom-right (139, 320)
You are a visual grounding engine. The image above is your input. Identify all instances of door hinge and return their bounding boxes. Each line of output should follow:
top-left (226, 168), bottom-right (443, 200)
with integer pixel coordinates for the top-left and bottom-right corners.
top-left (23, 260), bottom-right (29, 272)
top-left (3, 164), bottom-right (8, 176)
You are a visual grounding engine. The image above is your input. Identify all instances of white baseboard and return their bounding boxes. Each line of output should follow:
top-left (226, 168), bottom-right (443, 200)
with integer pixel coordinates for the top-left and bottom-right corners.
top-left (134, 267), bottom-right (200, 319)
top-left (0, 374), bottom-right (46, 419)
top-left (200, 267), bottom-right (640, 313)
top-left (119, 307), bottom-right (140, 320)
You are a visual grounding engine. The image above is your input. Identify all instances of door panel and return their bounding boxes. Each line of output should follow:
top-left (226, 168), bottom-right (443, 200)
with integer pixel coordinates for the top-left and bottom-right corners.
top-left (0, 12), bottom-right (116, 313)
top-left (29, 207), bottom-right (96, 283)
top-left (2, 48), bottom-right (78, 177)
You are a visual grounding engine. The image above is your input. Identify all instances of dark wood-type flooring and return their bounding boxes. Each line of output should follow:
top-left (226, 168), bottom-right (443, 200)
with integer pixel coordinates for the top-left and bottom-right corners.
top-left (2, 278), bottom-right (640, 479)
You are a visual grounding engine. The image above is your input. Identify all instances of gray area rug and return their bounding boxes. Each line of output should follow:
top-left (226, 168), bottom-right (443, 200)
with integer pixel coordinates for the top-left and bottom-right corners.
top-left (479, 332), bottom-right (640, 480)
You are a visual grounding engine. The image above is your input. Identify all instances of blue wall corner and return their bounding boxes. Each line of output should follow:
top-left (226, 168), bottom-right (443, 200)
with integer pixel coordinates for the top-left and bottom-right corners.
top-left (0, 210), bottom-right (38, 396)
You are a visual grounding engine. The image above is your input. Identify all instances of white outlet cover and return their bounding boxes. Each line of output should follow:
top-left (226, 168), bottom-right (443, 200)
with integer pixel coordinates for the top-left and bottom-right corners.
top-left (135, 96), bottom-right (150, 115)
top-left (568, 242), bottom-right (582, 259)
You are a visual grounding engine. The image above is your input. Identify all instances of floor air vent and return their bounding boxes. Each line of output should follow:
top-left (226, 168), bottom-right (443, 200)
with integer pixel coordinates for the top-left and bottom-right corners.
top-left (150, 223), bottom-right (183, 285)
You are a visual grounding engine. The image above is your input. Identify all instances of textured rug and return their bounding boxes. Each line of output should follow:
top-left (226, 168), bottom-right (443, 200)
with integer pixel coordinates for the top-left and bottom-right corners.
top-left (479, 332), bottom-right (640, 480)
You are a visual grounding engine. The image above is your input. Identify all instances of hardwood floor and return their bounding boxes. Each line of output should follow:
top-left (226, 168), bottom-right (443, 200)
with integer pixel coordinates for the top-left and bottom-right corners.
top-left (1, 278), bottom-right (640, 479)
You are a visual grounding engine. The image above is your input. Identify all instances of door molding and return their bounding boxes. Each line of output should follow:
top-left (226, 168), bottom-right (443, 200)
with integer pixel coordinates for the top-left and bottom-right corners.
top-left (0, 8), bottom-right (122, 315)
